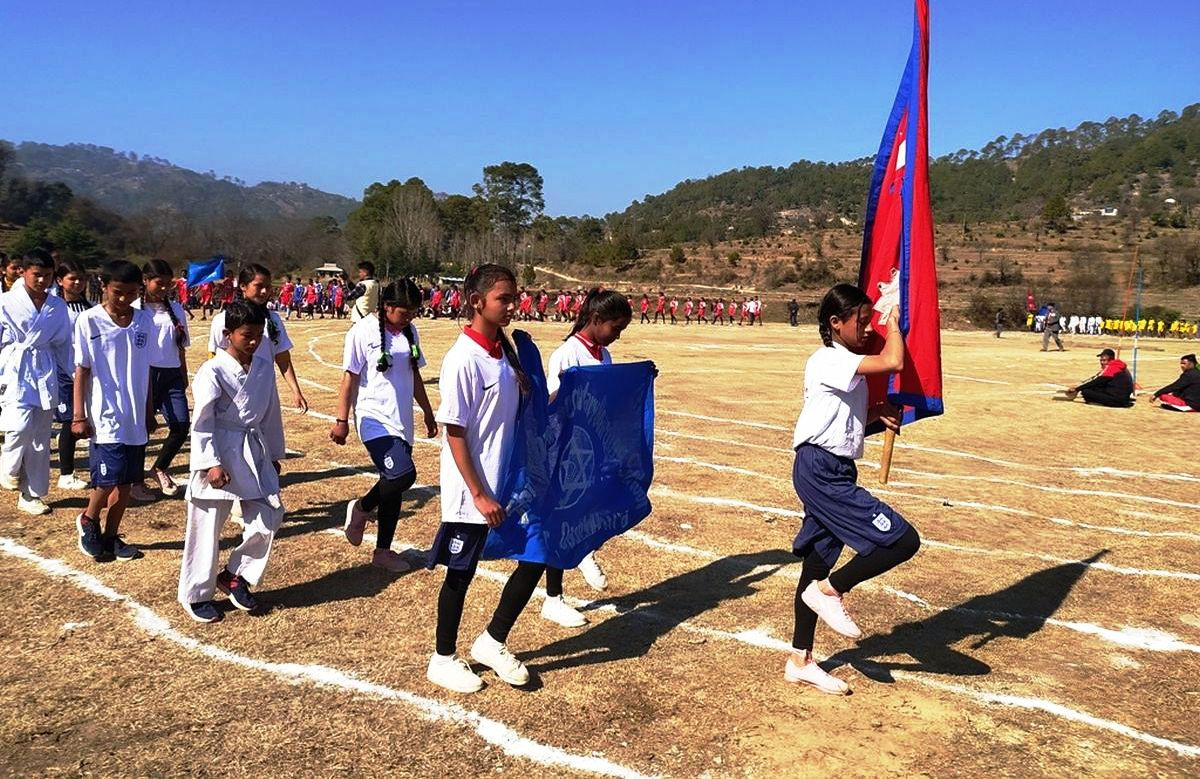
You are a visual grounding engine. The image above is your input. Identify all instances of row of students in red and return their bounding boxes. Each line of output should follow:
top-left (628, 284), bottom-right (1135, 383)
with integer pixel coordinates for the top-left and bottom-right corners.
top-left (637, 295), bottom-right (765, 325)
top-left (327, 266), bottom-right (630, 692)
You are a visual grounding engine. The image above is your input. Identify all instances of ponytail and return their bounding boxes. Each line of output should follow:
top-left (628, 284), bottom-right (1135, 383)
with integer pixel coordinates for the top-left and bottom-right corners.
top-left (566, 287), bottom-right (633, 340)
top-left (816, 283), bottom-right (871, 347)
top-left (375, 278), bottom-right (423, 373)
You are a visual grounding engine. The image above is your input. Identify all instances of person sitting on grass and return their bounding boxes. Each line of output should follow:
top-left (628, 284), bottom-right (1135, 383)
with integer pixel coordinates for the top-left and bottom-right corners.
top-left (1063, 348), bottom-right (1133, 408)
top-left (1148, 353), bottom-right (1200, 412)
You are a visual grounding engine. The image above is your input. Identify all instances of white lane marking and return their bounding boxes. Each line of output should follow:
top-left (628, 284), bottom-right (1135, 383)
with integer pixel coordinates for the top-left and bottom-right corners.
top-left (945, 373), bottom-right (1011, 385)
top-left (0, 537), bottom-right (654, 779)
top-left (658, 410), bottom-right (790, 432)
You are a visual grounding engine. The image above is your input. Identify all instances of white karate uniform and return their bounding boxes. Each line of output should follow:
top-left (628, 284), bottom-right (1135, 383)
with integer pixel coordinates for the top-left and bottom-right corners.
top-left (0, 287), bottom-right (71, 498)
top-left (206, 308), bottom-right (292, 359)
top-left (178, 350), bottom-right (286, 606)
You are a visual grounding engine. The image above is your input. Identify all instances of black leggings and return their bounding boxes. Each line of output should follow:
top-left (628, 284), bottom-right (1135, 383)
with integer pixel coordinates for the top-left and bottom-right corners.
top-left (58, 425), bottom-right (80, 475)
top-left (360, 469), bottom-right (417, 550)
top-left (485, 561), bottom-right (564, 644)
top-left (792, 526), bottom-right (921, 651)
top-left (152, 423), bottom-right (189, 473)
top-left (436, 559), bottom-right (481, 656)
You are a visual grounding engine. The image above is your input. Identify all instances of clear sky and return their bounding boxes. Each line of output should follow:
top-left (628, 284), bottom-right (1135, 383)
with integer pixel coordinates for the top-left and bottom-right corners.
top-left (5, 1), bottom-right (1199, 216)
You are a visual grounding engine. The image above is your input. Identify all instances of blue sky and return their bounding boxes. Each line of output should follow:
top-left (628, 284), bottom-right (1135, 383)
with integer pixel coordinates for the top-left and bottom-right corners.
top-left (5, 1), bottom-right (1199, 216)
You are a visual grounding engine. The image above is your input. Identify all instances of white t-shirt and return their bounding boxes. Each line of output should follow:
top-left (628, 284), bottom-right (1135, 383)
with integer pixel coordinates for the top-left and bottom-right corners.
top-left (342, 314), bottom-right (427, 443)
top-left (74, 306), bottom-right (153, 445)
top-left (133, 299), bottom-right (190, 368)
top-left (207, 308), bottom-right (293, 359)
top-left (546, 335), bottom-right (611, 398)
top-left (435, 332), bottom-right (520, 525)
top-left (791, 341), bottom-right (867, 459)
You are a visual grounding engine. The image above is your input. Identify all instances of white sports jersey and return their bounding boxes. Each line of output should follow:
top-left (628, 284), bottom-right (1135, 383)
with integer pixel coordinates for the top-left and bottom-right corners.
top-left (207, 308), bottom-right (292, 359)
top-left (435, 331), bottom-right (519, 525)
top-left (342, 314), bottom-right (427, 443)
top-left (133, 299), bottom-right (190, 368)
top-left (546, 334), bottom-right (611, 398)
top-left (73, 306), bottom-right (153, 445)
top-left (791, 341), bottom-right (867, 459)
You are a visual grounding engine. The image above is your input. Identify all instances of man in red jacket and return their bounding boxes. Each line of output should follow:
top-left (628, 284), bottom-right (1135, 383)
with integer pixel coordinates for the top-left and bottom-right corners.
top-left (1064, 348), bottom-right (1133, 407)
top-left (1148, 354), bottom-right (1200, 412)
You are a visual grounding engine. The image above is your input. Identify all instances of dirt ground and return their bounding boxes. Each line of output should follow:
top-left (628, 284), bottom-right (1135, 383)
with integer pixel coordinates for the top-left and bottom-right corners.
top-left (2, 313), bottom-right (1198, 777)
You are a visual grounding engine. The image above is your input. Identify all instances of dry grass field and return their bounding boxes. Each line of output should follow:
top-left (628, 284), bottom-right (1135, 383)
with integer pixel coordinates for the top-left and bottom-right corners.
top-left (2, 313), bottom-right (1198, 777)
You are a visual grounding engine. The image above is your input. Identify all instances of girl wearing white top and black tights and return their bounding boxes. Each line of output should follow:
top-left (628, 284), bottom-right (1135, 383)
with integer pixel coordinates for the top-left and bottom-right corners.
top-left (332, 279), bottom-right (437, 571)
top-left (787, 283), bottom-right (921, 695)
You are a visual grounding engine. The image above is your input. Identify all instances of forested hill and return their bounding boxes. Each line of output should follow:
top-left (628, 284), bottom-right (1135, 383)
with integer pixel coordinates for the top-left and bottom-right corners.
top-left (8, 142), bottom-right (358, 221)
top-left (610, 104), bottom-right (1200, 246)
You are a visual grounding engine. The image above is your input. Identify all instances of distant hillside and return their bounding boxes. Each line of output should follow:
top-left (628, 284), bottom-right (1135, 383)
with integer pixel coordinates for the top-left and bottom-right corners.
top-left (8, 142), bottom-right (358, 221)
top-left (610, 104), bottom-right (1200, 247)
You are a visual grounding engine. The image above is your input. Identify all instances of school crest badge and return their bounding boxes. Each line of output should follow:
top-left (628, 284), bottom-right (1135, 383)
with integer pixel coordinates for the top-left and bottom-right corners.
top-left (449, 535), bottom-right (464, 555)
top-left (383, 455), bottom-right (394, 471)
top-left (872, 512), bottom-right (892, 532)
top-left (135, 331), bottom-right (148, 349)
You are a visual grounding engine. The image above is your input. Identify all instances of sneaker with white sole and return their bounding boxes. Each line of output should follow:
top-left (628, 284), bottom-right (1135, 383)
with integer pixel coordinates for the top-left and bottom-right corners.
top-left (153, 469), bottom-right (180, 497)
top-left (129, 482), bottom-right (156, 503)
top-left (427, 653), bottom-right (484, 693)
top-left (784, 655), bottom-right (850, 695)
top-left (801, 581), bottom-right (862, 639)
top-left (76, 513), bottom-right (107, 561)
top-left (577, 552), bottom-right (608, 591)
top-left (0, 473), bottom-right (16, 491)
top-left (344, 499), bottom-right (370, 546)
top-left (372, 548), bottom-right (411, 572)
top-left (17, 495), bottom-right (51, 515)
top-left (184, 600), bottom-right (223, 623)
top-left (470, 631), bottom-right (530, 686)
top-left (540, 595), bottom-right (587, 628)
top-left (57, 473), bottom-right (89, 490)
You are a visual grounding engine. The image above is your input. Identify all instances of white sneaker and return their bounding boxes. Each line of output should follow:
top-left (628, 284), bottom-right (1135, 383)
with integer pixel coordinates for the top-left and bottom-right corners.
top-left (577, 552), bottom-right (608, 591)
top-left (0, 473), bottom-right (16, 491)
top-left (17, 495), bottom-right (51, 516)
top-left (129, 482), bottom-right (156, 503)
top-left (470, 631), bottom-right (530, 687)
top-left (784, 656), bottom-right (850, 695)
top-left (426, 653), bottom-right (483, 693)
top-left (801, 581), bottom-right (862, 639)
top-left (540, 595), bottom-right (587, 628)
top-left (57, 474), bottom-right (89, 490)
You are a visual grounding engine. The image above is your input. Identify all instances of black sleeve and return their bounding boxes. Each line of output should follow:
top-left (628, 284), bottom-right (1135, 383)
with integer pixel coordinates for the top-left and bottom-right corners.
top-left (1076, 374), bottom-right (1109, 392)
top-left (344, 282), bottom-right (366, 302)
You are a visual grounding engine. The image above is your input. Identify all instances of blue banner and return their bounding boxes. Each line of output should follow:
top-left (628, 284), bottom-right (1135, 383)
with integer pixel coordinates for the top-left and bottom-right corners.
top-left (186, 256), bottom-right (225, 288)
top-left (484, 330), bottom-right (656, 569)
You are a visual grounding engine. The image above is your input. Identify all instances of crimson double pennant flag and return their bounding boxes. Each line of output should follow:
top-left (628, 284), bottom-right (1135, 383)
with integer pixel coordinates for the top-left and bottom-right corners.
top-left (858, 0), bottom-right (943, 429)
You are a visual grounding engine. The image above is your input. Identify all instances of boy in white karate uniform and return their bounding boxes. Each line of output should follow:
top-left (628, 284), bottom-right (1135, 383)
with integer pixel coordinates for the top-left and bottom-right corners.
top-left (179, 301), bottom-right (286, 623)
top-left (0, 250), bottom-right (71, 515)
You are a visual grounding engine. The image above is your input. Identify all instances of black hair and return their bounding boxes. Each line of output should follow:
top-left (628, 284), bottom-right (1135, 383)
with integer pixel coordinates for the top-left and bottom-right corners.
top-left (358, 260), bottom-right (375, 276)
top-left (464, 263), bottom-right (529, 394)
top-left (55, 258), bottom-right (88, 280)
top-left (376, 278), bottom-right (423, 372)
top-left (99, 259), bottom-right (143, 286)
top-left (567, 288), bottom-right (633, 340)
top-left (238, 263), bottom-right (271, 288)
top-left (23, 248), bottom-right (54, 269)
top-left (225, 300), bottom-right (267, 332)
top-left (1183, 354), bottom-right (1197, 366)
top-left (817, 283), bottom-right (871, 347)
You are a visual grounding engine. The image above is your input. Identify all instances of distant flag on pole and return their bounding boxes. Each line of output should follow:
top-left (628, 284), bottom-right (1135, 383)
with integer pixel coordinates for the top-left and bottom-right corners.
top-left (186, 256), bottom-right (225, 288)
top-left (858, 0), bottom-right (943, 429)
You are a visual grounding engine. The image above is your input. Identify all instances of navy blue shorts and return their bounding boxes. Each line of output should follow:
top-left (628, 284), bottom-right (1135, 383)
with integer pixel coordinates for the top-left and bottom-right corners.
top-left (150, 366), bottom-right (190, 426)
top-left (90, 443), bottom-right (146, 487)
top-left (363, 436), bottom-right (416, 481)
top-left (55, 374), bottom-right (74, 424)
top-left (426, 522), bottom-right (488, 571)
top-left (791, 443), bottom-right (911, 567)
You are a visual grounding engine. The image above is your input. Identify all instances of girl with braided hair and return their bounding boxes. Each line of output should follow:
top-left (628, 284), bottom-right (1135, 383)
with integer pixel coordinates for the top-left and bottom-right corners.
top-left (331, 278), bottom-right (436, 571)
top-left (133, 259), bottom-right (191, 498)
top-left (786, 283), bottom-right (919, 695)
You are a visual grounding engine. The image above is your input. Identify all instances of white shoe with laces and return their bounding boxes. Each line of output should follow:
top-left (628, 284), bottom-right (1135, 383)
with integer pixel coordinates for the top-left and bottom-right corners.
top-left (427, 653), bottom-right (484, 694)
top-left (801, 581), bottom-right (863, 639)
top-left (784, 655), bottom-right (850, 695)
top-left (540, 595), bottom-right (587, 628)
top-left (577, 552), bottom-right (608, 591)
top-left (58, 474), bottom-right (89, 490)
top-left (17, 495), bottom-right (51, 515)
top-left (470, 631), bottom-right (530, 687)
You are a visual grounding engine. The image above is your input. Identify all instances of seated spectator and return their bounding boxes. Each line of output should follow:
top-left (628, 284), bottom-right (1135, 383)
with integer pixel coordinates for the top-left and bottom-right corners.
top-left (1148, 353), bottom-right (1200, 412)
top-left (1064, 348), bottom-right (1133, 407)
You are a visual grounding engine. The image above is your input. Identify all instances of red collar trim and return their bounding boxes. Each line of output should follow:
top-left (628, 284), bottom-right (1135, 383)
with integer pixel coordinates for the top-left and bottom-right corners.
top-left (463, 326), bottom-right (502, 359)
top-left (574, 332), bottom-right (603, 361)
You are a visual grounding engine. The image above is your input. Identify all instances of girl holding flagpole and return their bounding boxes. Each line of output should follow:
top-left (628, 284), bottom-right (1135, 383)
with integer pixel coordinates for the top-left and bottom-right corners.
top-left (786, 283), bottom-right (921, 695)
